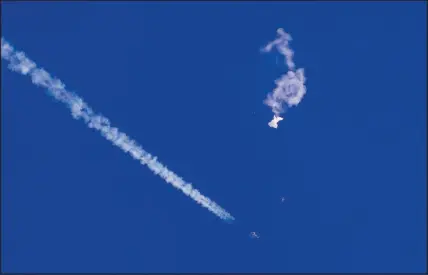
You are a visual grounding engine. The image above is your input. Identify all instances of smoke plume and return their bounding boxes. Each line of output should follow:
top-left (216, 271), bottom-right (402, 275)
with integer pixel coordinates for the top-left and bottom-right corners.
top-left (262, 28), bottom-right (307, 129)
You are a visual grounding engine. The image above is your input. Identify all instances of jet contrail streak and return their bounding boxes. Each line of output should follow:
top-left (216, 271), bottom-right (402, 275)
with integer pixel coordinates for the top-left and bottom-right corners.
top-left (1, 37), bottom-right (234, 222)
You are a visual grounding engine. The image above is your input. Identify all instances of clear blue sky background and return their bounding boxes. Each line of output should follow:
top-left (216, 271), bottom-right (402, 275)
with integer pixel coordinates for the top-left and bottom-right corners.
top-left (1, 2), bottom-right (426, 273)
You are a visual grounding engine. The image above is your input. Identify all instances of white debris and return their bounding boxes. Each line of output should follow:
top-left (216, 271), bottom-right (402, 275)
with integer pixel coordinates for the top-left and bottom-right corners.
top-left (250, 232), bottom-right (260, 239)
top-left (268, 115), bottom-right (283, 129)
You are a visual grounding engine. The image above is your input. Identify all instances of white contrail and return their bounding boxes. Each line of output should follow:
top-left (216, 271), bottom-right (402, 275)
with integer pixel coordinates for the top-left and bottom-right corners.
top-left (1, 37), bottom-right (234, 222)
top-left (261, 28), bottom-right (307, 129)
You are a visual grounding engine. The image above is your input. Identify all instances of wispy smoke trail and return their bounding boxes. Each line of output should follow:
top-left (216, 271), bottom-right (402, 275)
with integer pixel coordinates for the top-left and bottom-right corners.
top-left (261, 28), bottom-right (307, 129)
top-left (1, 37), bottom-right (234, 222)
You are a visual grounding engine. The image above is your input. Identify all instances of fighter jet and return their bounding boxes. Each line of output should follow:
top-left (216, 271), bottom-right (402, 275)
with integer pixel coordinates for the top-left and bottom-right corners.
top-left (268, 115), bottom-right (283, 129)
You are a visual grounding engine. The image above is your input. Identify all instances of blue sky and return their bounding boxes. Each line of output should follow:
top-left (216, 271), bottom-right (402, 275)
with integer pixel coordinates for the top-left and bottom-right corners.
top-left (1, 2), bottom-right (426, 273)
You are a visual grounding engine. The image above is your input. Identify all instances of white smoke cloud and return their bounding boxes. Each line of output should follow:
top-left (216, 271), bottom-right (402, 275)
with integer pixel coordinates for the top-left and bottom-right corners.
top-left (1, 37), bottom-right (234, 222)
top-left (261, 28), bottom-right (307, 129)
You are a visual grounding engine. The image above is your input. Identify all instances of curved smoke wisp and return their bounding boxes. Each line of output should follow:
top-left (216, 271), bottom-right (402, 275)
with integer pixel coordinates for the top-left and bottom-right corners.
top-left (261, 28), bottom-right (307, 129)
